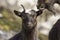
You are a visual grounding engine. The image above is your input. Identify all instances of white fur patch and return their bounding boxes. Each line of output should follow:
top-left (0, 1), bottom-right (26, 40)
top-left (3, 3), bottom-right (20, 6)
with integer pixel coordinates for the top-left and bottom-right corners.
top-left (54, 3), bottom-right (59, 8)
top-left (26, 10), bottom-right (32, 14)
top-left (53, 3), bottom-right (60, 12)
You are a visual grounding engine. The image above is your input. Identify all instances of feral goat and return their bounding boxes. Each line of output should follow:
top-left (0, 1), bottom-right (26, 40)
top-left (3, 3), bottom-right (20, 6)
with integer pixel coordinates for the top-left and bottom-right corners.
top-left (49, 19), bottom-right (60, 40)
top-left (9, 5), bottom-right (42, 40)
top-left (37, 0), bottom-right (60, 15)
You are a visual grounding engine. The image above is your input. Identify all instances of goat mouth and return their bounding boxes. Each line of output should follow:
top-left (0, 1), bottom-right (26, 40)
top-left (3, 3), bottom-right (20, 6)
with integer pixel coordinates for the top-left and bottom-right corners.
top-left (27, 24), bottom-right (34, 29)
top-left (28, 24), bottom-right (33, 27)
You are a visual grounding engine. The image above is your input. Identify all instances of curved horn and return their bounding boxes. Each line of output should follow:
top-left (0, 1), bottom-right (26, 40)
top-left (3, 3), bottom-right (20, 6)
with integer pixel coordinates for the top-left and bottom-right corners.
top-left (21, 5), bottom-right (25, 12)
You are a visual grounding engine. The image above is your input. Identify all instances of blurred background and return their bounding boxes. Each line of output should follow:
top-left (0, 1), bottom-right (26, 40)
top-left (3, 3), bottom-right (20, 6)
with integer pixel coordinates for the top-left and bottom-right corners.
top-left (0, 0), bottom-right (60, 40)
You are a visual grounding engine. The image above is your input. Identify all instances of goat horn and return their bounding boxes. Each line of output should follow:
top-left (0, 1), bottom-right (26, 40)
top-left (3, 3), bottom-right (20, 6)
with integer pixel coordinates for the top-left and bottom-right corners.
top-left (21, 4), bottom-right (25, 12)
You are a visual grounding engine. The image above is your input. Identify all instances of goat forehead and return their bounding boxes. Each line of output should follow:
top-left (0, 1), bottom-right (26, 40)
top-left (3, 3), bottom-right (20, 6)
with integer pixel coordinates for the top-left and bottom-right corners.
top-left (26, 12), bottom-right (32, 14)
top-left (25, 10), bottom-right (36, 15)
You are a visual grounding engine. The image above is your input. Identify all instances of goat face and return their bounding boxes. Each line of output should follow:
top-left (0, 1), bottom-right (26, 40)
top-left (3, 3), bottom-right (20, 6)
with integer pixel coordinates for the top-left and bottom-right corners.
top-left (14, 5), bottom-right (42, 30)
top-left (37, 0), bottom-right (60, 15)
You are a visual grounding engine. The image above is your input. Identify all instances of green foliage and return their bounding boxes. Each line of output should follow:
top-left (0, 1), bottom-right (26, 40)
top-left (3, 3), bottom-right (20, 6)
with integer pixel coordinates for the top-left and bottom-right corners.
top-left (38, 33), bottom-right (48, 40)
top-left (0, 8), bottom-right (22, 31)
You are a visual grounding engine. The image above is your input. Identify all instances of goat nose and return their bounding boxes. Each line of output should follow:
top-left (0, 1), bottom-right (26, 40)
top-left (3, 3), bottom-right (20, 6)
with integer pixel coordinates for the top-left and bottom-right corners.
top-left (28, 22), bottom-right (33, 25)
top-left (28, 22), bottom-right (33, 27)
top-left (28, 22), bottom-right (32, 25)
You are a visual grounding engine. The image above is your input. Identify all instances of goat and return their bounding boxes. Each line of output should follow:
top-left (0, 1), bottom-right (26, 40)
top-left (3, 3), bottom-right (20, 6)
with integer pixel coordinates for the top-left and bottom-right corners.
top-left (37, 0), bottom-right (60, 15)
top-left (9, 5), bottom-right (42, 40)
top-left (49, 19), bottom-right (60, 40)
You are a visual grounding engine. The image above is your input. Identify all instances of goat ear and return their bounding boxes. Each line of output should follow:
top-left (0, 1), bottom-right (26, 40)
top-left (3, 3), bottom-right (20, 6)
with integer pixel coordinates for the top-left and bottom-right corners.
top-left (14, 10), bottom-right (22, 17)
top-left (36, 10), bottom-right (43, 16)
